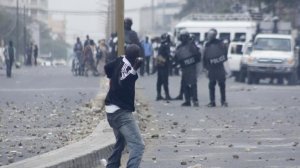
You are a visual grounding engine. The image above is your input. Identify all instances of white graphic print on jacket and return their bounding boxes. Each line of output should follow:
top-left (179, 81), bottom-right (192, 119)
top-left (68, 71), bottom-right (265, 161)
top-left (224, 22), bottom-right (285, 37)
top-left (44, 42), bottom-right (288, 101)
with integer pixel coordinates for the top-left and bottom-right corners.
top-left (120, 57), bottom-right (136, 81)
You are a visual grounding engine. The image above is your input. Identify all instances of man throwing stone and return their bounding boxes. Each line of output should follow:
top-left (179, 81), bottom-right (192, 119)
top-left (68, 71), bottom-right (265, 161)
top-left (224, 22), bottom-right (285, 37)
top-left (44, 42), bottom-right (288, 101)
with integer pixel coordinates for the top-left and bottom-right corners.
top-left (104, 44), bottom-right (145, 168)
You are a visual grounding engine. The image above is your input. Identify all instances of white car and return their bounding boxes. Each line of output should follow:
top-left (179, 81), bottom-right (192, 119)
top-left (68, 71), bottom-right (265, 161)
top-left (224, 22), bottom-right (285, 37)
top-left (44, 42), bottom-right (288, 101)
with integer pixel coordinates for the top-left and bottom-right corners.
top-left (247, 34), bottom-right (299, 85)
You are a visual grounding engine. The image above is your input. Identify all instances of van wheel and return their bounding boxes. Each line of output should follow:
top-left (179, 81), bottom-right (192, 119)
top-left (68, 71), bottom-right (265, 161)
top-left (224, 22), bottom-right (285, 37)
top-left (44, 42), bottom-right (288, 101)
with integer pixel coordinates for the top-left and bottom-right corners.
top-left (288, 70), bottom-right (298, 85)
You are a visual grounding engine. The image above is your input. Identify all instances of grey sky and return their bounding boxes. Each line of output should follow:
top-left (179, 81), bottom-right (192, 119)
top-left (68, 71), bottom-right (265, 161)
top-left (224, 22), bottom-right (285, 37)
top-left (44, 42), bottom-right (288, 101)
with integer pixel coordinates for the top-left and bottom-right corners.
top-left (125, 0), bottom-right (151, 9)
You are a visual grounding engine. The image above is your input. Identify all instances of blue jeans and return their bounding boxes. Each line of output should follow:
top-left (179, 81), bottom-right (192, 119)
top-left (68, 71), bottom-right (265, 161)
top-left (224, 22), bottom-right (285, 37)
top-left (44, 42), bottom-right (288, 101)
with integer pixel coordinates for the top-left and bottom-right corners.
top-left (106, 110), bottom-right (145, 168)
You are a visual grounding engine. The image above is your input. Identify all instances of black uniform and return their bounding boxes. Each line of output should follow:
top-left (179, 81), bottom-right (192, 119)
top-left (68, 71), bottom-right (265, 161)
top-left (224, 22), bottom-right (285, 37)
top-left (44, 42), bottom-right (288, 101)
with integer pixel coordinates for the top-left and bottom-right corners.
top-left (175, 41), bottom-right (201, 106)
top-left (4, 44), bottom-right (15, 78)
top-left (203, 39), bottom-right (228, 105)
top-left (26, 45), bottom-right (32, 66)
top-left (33, 45), bottom-right (38, 66)
top-left (156, 41), bottom-right (171, 100)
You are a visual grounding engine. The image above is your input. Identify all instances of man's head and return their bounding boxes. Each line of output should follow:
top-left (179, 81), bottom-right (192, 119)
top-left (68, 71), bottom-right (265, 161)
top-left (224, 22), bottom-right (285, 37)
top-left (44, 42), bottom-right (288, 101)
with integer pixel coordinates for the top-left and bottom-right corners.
top-left (145, 36), bottom-right (149, 43)
top-left (77, 37), bottom-right (80, 42)
top-left (124, 18), bottom-right (133, 31)
top-left (86, 35), bottom-right (90, 40)
top-left (111, 32), bottom-right (117, 38)
top-left (179, 30), bottom-right (190, 44)
top-left (161, 33), bottom-right (171, 44)
top-left (207, 28), bottom-right (217, 42)
top-left (9, 41), bottom-right (13, 47)
top-left (125, 44), bottom-right (140, 65)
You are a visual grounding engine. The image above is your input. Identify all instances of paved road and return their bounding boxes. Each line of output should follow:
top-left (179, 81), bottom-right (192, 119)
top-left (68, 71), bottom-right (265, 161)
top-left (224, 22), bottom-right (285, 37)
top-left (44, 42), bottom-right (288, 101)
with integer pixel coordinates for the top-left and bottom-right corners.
top-left (0, 66), bottom-right (103, 166)
top-left (136, 75), bottom-right (300, 168)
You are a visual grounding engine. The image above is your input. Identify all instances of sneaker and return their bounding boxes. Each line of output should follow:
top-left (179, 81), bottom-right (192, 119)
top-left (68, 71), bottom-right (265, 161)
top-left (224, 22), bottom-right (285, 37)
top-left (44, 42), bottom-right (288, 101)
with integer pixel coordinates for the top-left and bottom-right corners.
top-left (207, 102), bottom-right (216, 107)
top-left (181, 102), bottom-right (191, 107)
top-left (221, 102), bottom-right (228, 107)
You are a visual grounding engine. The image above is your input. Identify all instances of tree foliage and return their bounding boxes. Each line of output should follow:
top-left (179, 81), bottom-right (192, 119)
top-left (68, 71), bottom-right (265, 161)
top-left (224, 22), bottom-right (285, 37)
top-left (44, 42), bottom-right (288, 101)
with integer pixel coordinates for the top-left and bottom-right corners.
top-left (177, 0), bottom-right (300, 27)
top-left (177, 0), bottom-right (236, 18)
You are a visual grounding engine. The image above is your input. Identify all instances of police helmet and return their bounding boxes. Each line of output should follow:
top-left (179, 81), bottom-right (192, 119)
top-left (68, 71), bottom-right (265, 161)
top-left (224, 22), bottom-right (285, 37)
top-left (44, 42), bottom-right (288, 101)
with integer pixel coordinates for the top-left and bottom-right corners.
top-left (179, 30), bottom-right (189, 42)
top-left (161, 33), bottom-right (171, 43)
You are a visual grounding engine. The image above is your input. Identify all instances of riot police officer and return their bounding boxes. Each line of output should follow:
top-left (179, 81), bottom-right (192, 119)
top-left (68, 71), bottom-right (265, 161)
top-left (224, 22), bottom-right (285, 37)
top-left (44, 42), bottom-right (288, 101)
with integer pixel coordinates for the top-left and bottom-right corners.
top-left (203, 29), bottom-right (228, 107)
top-left (156, 33), bottom-right (172, 101)
top-left (175, 31), bottom-right (201, 107)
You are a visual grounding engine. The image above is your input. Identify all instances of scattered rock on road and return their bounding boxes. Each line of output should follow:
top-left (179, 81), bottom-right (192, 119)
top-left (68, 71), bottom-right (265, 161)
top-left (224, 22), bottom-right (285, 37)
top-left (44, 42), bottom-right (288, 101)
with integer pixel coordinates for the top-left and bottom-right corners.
top-left (233, 155), bottom-right (239, 159)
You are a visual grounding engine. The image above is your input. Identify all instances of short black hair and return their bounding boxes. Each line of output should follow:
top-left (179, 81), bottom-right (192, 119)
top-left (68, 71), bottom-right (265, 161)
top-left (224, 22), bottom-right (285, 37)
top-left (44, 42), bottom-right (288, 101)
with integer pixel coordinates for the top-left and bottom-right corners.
top-left (124, 18), bottom-right (133, 27)
top-left (209, 28), bottom-right (218, 34)
top-left (125, 44), bottom-right (140, 64)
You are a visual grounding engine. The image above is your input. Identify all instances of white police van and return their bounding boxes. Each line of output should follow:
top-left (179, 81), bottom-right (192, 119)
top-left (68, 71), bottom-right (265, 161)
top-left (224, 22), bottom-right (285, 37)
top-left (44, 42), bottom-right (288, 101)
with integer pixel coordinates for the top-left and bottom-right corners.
top-left (174, 14), bottom-right (257, 43)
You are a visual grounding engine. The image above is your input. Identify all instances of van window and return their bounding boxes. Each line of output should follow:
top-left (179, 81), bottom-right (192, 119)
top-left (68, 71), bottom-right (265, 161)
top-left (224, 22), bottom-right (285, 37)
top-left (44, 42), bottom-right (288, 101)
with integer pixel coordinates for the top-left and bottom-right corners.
top-left (230, 44), bottom-right (244, 55)
top-left (220, 33), bottom-right (230, 41)
top-left (235, 33), bottom-right (246, 41)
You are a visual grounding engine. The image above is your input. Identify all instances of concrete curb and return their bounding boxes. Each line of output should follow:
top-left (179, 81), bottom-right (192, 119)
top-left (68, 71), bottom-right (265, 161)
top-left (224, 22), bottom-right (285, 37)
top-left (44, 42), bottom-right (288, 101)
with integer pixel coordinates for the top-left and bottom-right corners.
top-left (2, 79), bottom-right (115, 168)
top-left (2, 121), bottom-right (114, 168)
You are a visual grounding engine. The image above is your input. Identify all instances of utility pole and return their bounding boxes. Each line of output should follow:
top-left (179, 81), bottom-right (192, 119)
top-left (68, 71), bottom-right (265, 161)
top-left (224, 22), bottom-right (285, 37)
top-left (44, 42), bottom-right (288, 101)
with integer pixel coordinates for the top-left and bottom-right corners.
top-left (16, 0), bottom-right (20, 62)
top-left (106, 0), bottom-right (111, 39)
top-left (115, 0), bottom-right (124, 56)
top-left (151, 0), bottom-right (154, 31)
top-left (163, 0), bottom-right (166, 22)
top-left (24, 3), bottom-right (26, 62)
top-left (112, 0), bottom-right (116, 33)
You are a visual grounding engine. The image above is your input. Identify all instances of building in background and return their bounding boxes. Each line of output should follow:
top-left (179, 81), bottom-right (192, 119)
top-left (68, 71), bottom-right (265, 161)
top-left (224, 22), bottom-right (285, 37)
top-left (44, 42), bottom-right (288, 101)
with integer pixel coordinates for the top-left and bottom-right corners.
top-left (125, 0), bottom-right (186, 37)
top-left (0, 0), bottom-right (48, 23)
top-left (0, 0), bottom-right (49, 48)
top-left (0, 0), bottom-right (49, 61)
top-left (48, 17), bottom-right (66, 41)
top-left (140, 1), bottom-right (184, 36)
